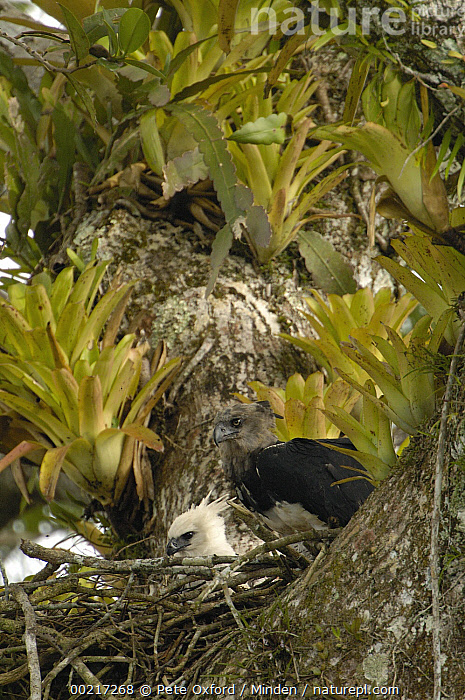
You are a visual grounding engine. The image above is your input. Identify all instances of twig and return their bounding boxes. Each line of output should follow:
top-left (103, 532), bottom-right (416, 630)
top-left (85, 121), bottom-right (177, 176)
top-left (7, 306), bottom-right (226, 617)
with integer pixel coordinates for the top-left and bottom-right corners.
top-left (153, 607), bottom-right (163, 669)
top-left (166, 627), bottom-right (203, 673)
top-left (195, 528), bottom-right (339, 602)
top-left (301, 546), bottom-right (327, 588)
top-left (0, 28), bottom-right (97, 74)
top-left (230, 500), bottom-right (316, 564)
top-left (0, 557), bottom-right (10, 600)
top-left (11, 585), bottom-right (41, 700)
top-left (78, 572), bottom-right (135, 638)
top-left (430, 308), bottom-right (465, 700)
top-left (20, 539), bottom-right (234, 571)
top-left (400, 107), bottom-right (459, 178)
top-left (221, 582), bottom-right (245, 631)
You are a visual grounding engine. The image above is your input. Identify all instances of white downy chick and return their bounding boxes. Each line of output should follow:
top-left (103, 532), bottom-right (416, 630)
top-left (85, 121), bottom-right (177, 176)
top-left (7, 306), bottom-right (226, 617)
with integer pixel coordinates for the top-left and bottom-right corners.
top-left (166, 494), bottom-right (235, 557)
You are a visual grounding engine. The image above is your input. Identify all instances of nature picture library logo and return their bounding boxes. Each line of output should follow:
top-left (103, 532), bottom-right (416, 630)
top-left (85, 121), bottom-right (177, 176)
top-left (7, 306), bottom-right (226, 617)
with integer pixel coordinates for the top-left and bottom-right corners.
top-left (250, 1), bottom-right (464, 38)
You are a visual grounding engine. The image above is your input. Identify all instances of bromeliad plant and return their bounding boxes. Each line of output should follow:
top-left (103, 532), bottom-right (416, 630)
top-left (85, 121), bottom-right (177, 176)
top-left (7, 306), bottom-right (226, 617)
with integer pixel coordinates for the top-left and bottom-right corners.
top-left (313, 65), bottom-right (465, 245)
top-left (276, 286), bottom-right (446, 481)
top-left (0, 0), bottom-right (352, 292)
top-left (378, 233), bottom-right (465, 347)
top-left (239, 366), bottom-right (393, 481)
top-left (0, 255), bottom-right (181, 507)
top-left (281, 286), bottom-right (418, 384)
top-left (237, 371), bottom-right (359, 441)
top-left (221, 73), bottom-right (348, 262)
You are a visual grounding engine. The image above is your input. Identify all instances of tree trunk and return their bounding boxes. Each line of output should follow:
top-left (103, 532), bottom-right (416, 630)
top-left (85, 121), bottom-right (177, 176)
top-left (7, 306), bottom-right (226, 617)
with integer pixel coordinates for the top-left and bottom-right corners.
top-left (73, 209), bottom-right (316, 553)
top-left (212, 418), bottom-right (465, 698)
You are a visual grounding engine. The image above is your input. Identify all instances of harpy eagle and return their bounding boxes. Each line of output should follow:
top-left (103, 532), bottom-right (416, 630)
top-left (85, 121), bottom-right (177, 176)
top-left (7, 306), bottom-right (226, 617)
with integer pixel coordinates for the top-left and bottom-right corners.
top-left (213, 401), bottom-right (374, 534)
top-left (166, 495), bottom-right (235, 557)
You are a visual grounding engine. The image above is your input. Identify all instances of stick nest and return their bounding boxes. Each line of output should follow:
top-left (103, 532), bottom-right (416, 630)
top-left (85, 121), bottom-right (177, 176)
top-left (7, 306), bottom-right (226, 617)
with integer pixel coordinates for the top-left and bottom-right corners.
top-left (0, 530), bottom-right (332, 698)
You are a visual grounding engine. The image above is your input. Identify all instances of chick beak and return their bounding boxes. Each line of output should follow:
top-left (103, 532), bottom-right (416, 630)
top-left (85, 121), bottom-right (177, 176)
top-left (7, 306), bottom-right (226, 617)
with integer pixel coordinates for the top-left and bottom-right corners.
top-left (166, 538), bottom-right (185, 556)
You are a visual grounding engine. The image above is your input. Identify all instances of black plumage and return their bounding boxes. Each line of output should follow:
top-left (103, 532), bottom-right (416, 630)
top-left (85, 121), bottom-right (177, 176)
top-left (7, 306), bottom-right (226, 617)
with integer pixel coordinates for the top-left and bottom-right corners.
top-left (213, 401), bottom-right (374, 534)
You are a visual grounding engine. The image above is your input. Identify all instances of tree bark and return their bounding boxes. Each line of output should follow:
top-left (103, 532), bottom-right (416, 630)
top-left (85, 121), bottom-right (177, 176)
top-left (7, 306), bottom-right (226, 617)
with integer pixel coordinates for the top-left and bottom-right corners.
top-left (211, 418), bottom-right (465, 698)
top-left (73, 209), bottom-right (316, 553)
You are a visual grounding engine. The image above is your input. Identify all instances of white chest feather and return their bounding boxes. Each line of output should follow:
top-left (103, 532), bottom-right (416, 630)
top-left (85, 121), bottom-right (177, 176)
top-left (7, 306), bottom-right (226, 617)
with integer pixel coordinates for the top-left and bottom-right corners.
top-left (262, 501), bottom-right (328, 534)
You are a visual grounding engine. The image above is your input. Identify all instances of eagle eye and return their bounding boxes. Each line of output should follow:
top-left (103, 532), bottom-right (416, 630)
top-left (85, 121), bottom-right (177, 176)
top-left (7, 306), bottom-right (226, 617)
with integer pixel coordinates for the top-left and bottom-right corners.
top-left (184, 531), bottom-right (194, 540)
top-left (231, 418), bottom-right (242, 428)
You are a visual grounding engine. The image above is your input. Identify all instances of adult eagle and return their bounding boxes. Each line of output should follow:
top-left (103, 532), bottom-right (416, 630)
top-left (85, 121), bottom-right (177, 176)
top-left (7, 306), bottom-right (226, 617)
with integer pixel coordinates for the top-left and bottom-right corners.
top-left (166, 495), bottom-right (235, 557)
top-left (213, 401), bottom-right (374, 534)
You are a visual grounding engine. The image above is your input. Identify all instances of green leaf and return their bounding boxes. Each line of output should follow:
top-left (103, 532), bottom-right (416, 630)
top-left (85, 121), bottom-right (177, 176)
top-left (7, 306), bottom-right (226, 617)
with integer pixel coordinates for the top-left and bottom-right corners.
top-left (218, 0), bottom-right (240, 53)
top-left (118, 8), bottom-right (151, 55)
top-left (322, 441), bottom-right (391, 482)
top-left (228, 113), bottom-right (287, 145)
top-left (172, 68), bottom-right (269, 102)
top-left (122, 58), bottom-right (165, 79)
top-left (102, 7), bottom-right (119, 56)
top-left (70, 283), bottom-right (135, 366)
top-left (162, 148), bottom-right (209, 199)
top-left (376, 256), bottom-right (448, 320)
top-left (0, 389), bottom-right (76, 445)
top-left (320, 407), bottom-right (378, 457)
top-left (284, 398), bottom-right (305, 438)
top-left (140, 109), bottom-right (166, 177)
top-left (342, 53), bottom-right (372, 125)
top-left (298, 230), bottom-right (356, 295)
top-left (39, 444), bottom-right (72, 501)
top-left (54, 302), bottom-right (86, 360)
top-left (69, 260), bottom-right (110, 314)
top-left (312, 121), bottom-right (446, 234)
top-left (83, 8), bottom-right (127, 45)
top-left (120, 423), bottom-right (164, 451)
top-left (450, 206), bottom-right (465, 229)
top-left (166, 35), bottom-right (217, 81)
top-left (168, 104), bottom-right (271, 292)
top-left (0, 301), bottom-right (35, 359)
top-left (78, 375), bottom-right (105, 442)
top-left (458, 159), bottom-right (465, 200)
top-left (0, 52), bottom-right (41, 131)
top-left (421, 39), bottom-right (437, 49)
top-left (205, 224), bottom-right (233, 297)
top-left (65, 74), bottom-right (97, 125)
top-left (58, 3), bottom-right (90, 64)
top-left (124, 357), bottom-right (181, 425)
top-left (24, 284), bottom-right (54, 330)
top-left (50, 267), bottom-right (75, 320)
top-left (51, 105), bottom-right (76, 210)
top-left (285, 373), bottom-right (305, 401)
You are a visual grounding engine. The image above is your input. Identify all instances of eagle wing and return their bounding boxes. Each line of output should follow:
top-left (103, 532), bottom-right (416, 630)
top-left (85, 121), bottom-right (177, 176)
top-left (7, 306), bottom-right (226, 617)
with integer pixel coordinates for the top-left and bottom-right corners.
top-left (239, 437), bottom-right (374, 528)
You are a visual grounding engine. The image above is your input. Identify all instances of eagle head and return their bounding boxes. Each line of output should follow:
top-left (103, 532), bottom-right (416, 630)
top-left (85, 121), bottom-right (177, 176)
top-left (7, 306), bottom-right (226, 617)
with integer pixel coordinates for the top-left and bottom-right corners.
top-left (213, 401), bottom-right (278, 469)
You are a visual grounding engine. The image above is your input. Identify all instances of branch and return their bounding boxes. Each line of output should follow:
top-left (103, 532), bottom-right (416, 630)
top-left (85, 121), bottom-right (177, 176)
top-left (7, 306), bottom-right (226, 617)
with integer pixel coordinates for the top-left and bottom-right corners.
top-left (11, 585), bottom-right (41, 700)
top-left (0, 28), bottom-right (60, 73)
top-left (430, 305), bottom-right (465, 700)
top-left (0, 28), bottom-right (97, 74)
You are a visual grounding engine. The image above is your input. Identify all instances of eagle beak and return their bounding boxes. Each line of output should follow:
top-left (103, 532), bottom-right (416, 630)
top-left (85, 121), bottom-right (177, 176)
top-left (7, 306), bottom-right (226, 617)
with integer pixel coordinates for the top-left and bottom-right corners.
top-left (213, 422), bottom-right (239, 446)
top-left (166, 538), bottom-right (184, 556)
